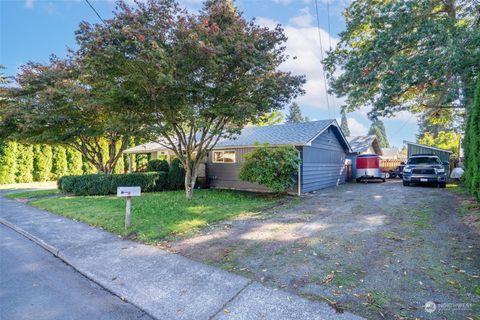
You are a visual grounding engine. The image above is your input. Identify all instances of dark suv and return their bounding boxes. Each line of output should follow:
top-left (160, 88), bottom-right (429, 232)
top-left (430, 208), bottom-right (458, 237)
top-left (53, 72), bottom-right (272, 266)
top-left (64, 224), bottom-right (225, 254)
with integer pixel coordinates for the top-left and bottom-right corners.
top-left (402, 154), bottom-right (448, 188)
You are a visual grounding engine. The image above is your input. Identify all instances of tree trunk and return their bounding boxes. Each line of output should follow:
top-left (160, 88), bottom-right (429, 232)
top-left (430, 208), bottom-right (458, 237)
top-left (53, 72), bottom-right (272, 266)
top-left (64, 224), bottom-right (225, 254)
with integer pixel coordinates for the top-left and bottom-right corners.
top-left (184, 165), bottom-right (198, 200)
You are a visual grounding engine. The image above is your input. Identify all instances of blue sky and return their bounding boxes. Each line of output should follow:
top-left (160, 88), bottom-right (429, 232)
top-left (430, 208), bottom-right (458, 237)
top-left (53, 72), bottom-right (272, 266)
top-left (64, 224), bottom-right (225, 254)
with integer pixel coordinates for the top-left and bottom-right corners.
top-left (0, 0), bottom-right (418, 147)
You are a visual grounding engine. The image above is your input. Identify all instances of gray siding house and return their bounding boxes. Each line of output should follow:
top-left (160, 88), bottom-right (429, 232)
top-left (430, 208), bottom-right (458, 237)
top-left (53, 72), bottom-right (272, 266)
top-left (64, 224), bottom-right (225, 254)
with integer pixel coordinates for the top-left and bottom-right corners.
top-left (125, 120), bottom-right (351, 194)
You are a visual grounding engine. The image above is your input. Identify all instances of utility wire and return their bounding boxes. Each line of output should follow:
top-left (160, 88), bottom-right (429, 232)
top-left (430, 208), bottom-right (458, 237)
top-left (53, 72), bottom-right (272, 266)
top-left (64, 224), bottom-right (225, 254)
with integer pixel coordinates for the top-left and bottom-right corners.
top-left (314, 0), bottom-right (331, 118)
top-left (85, 0), bottom-right (106, 24)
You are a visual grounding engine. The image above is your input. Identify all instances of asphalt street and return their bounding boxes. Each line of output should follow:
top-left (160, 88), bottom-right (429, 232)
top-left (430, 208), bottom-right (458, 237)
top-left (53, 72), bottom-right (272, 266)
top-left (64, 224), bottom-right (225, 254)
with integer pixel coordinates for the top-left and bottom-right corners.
top-left (0, 224), bottom-right (153, 320)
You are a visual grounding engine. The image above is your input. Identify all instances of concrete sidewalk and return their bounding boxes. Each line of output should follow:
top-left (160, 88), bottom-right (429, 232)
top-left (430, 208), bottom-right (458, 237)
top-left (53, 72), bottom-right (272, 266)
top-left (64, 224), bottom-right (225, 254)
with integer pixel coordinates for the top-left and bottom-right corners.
top-left (0, 196), bottom-right (363, 320)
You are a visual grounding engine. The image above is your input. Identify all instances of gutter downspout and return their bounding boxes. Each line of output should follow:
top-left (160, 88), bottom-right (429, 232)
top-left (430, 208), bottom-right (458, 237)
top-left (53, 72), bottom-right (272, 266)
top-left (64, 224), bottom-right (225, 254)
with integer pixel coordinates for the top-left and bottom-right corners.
top-left (297, 149), bottom-right (301, 196)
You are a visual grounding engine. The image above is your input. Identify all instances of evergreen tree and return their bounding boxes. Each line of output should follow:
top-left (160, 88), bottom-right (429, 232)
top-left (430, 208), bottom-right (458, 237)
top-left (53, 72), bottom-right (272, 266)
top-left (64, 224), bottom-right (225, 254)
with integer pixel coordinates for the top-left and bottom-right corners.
top-left (368, 120), bottom-right (389, 148)
top-left (33, 145), bottom-right (53, 181)
top-left (15, 144), bottom-right (34, 183)
top-left (0, 141), bottom-right (17, 184)
top-left (51, 145), bottom-right (68, 180)
top-left (82, 155), bottom-right (97, 174)
top-left (464, 78), bottom-right (480, 200)
top-left (340, 110), bottom-right (351, 137)
top-left (285, 102), bottom-right (305, 123)
top-left (66, 147), bottom-right (83, 175)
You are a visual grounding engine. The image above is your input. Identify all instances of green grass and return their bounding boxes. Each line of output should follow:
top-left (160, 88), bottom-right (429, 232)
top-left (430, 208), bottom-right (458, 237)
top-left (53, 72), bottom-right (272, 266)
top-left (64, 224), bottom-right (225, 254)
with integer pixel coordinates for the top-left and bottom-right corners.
top-left (31, 189), bottom-right (278, 243)
top-left (5, 189), bottom-right (60, 200)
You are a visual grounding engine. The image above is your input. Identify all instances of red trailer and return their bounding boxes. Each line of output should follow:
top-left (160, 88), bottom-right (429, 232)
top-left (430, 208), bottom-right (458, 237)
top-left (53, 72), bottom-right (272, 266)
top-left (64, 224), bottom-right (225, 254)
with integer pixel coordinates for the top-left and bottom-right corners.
top-left (356, 154), bottom-right (386, 183)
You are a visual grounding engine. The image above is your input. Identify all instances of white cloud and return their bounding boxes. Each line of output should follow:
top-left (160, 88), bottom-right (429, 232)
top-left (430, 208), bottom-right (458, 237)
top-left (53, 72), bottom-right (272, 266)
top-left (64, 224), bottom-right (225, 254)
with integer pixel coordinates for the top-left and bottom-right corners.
top-left (255, 17), bottom-right (279, 29)
top-left (25, 0), bottom-right (34, 9)
top-left (336, 117), bottom-right (368, 136)
top-left (272, 0), bottom-right (294, 5)
top-left (288, 7), bottom-right (313, 28)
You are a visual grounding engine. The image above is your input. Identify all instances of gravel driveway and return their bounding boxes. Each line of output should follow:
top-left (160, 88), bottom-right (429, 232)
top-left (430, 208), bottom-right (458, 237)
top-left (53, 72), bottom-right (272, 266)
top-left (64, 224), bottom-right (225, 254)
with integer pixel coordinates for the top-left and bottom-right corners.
top-left (166, 180), bottom-right (480, 319)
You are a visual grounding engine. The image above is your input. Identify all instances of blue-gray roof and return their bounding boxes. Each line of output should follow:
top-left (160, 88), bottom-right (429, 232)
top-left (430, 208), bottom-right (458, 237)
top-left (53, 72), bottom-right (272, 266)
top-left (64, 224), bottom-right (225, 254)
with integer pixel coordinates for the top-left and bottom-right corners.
top-left (215, 119), bottom-right (340, 148)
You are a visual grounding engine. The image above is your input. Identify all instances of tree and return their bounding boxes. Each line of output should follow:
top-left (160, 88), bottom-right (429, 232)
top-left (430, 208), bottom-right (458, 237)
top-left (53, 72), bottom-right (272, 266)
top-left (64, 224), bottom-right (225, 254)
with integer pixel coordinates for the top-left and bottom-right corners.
top-left (15, 144), bottom-right (34, 183)
top-left (0, 141), bottom-right (17, 184)
top-left (33, 145), bottom-right (53, 182)
top-left (239, 144), bottom-right (300, 193)
top-left (324, 0), bottom-right (480, 122)
top-left (340, 109), bottom-right (350, 137)
top-left (285, 102), bottom-right (305, 123)
top-left (0, 56), bottom-right (143, 174)
top-left (464, 78), bottom-right (480, 200)
top-left (51, 145), bottom-right (68, 180)
top-left (256, 111), bottom-right (284, 126)
top-left (76, 0), bottom-right (304, 198)
top-left (66, 147), bottom-right (83, 176)
top-left (418, 131), bottom-right (460, 154)
top-left (368, 120), bottom-right (389, 148)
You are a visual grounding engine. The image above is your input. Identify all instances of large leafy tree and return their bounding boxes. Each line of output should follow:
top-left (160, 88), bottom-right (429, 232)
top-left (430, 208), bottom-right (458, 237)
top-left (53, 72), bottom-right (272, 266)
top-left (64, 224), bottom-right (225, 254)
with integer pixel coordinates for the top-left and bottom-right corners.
top-left (285, 102), bottom-right (305, 123)
top-left (368, 119), bottom-right (389, 148)
top-left (324, 0), bottom-right (480, 122)
top-left (76, 0), bottom-right (304, 198)
top-left (0, 57), bottom-right (143, 173)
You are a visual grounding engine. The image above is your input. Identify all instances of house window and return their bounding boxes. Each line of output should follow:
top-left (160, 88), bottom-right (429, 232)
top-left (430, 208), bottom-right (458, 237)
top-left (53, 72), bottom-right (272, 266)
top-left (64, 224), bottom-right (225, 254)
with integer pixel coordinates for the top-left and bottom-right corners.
top-left (212, 150), bottom-right (236, 163)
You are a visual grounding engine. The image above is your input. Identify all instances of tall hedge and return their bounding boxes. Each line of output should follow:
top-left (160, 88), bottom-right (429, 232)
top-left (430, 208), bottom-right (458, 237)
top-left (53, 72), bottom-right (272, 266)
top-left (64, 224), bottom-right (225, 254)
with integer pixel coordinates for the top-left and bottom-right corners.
top-left (66, 147), bottom-right (84, 176)
top-left (15, 144), bottom-right (34, 183)
top-left (51, 145), bottom-right (68, 180)
top-left (168, 158), bottom-right (185, 190)
top-left (464, 78), bottom-right (480, 200)
top-left (33, 145), bottom-right (53, 182)
top-left (0, 141), bottom-right (17, 184)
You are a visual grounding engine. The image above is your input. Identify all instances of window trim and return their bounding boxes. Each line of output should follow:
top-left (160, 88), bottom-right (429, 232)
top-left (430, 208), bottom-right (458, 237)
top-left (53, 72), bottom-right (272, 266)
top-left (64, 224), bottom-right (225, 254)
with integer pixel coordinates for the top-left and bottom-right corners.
top-left (212, 150), bottom-right (236, 164)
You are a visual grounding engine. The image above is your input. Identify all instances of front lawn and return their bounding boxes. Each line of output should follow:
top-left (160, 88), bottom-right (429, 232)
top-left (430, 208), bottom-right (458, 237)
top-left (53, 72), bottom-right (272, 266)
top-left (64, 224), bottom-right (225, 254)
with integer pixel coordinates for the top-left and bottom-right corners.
top-left (31, 189), bottom-right (277, 243)
top-left (5, 189), bottom-right (59, 200)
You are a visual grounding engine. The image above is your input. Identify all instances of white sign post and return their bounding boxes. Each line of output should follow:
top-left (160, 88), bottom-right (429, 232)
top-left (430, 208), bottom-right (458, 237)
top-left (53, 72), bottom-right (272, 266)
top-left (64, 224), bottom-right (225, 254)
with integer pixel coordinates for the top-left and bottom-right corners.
top-left (117, 187), bottom-right (141, 229)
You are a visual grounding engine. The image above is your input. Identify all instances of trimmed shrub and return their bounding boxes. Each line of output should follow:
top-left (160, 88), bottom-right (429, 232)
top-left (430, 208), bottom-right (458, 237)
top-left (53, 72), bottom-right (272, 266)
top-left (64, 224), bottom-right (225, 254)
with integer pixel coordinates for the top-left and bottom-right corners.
top-left (147, 159), bottom-right (169, 172)
top-left (33, 145), bottom-right (53, 182)
top-left (66, 147), bottom-right (83, 176)
top-left (0, 141), bottom-right (17, 184)
top-left (15, 144), bottom-right (34, 183)
top-left (239, 144), bottom-right (300, 193)
top-left (58, 172), bottom-right (168, 195)
top-left (51, 145), bottom-right (68, 180)
top-left (168, 158), bottom-right (185, 190)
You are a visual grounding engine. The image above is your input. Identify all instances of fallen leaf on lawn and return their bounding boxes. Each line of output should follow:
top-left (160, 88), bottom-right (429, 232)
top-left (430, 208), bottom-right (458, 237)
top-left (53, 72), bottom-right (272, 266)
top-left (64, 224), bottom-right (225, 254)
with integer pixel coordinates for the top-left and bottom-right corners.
top-left (223, 309), bottom-right (230, 314)
top-left (353, 293), bottom-right (362, 298)
top-left (313, 251), bottom-right (318, 256)
top-left (321, 273), bottom-right (335, 284)
top-left (446, 279), bottom-right (461, 288)
top-left (418, 281), bottom-right (424, 286)
top-left (440, 260), bottom-right (446, 264)
top-left (378, 311), bottom-right (385, 318)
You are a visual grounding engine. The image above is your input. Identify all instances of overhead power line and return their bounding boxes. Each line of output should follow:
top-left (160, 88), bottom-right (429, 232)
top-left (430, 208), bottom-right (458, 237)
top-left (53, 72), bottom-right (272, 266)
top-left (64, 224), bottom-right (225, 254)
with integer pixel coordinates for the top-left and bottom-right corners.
top-left (314, 0), bottom-right (331, 118)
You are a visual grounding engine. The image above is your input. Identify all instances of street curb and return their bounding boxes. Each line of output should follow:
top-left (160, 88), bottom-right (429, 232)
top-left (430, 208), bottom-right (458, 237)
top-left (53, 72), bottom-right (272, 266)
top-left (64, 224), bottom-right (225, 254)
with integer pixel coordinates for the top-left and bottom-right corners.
top-left (0, 216), bottom-right (158, 320)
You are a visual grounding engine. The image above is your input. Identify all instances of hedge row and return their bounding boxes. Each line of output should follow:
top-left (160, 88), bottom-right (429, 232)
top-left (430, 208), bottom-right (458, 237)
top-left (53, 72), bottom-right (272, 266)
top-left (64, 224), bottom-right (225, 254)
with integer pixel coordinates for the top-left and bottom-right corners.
top-left (58, 159), bottom-right (186, 195)
top-left (463, 77), bottom-right (480, 200)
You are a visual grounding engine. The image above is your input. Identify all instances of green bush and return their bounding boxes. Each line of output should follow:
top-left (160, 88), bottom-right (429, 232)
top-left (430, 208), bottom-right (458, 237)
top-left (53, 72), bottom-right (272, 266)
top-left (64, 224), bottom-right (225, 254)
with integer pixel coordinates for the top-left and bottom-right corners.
top-left (147, 159), bottom-right (170, 172)
top-left (239, 144), bottom-right (300, 193)
top-left (33, 145), bottom-right (53, 182)
top-left (168, 158), bottom-right (185, 190)
top-left (0, 141), bottom-right (17, 184)
top-left (58, 172), bottom-right (168, 195)
top-left (51, 145), bottom-right (68, 180)
top-left (463, 77), bottom-right (480, 200)
top-left (15, 144), bottom-right (34, 183)
top-left (66, 147), bottom-right (84, 176)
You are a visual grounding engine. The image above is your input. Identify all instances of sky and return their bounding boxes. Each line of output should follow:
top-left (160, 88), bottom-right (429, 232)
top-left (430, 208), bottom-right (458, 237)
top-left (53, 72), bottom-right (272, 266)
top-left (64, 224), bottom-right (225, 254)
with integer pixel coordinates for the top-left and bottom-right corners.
top-left (0, 0), bottom-right (419, 147)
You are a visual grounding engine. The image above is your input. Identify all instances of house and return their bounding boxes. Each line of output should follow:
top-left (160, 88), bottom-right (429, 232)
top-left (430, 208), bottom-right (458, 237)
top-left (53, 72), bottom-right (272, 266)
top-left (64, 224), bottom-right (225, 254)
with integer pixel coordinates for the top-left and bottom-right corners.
top-left (124, 120), bottom-right (352, 195)
top-left (345, 135), bottom-right (382, 179)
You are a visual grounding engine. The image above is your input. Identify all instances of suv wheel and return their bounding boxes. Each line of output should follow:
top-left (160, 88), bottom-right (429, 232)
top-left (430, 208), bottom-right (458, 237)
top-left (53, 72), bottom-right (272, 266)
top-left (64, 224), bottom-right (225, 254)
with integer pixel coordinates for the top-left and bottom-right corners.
top-left (403, 181), bottom-right (410, 186)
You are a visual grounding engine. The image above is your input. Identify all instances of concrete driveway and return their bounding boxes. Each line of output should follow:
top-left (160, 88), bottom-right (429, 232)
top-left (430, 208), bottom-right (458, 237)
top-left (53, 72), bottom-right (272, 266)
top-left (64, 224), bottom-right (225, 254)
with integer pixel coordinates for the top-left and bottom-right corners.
top-left (167, 180), bottom-right (480, 319)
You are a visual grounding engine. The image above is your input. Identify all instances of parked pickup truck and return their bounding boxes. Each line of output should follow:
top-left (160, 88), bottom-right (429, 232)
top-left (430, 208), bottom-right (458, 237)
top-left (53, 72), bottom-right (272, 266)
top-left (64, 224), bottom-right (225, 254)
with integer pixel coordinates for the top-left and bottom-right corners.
top-left (402, 154), bottom-right (448, 188)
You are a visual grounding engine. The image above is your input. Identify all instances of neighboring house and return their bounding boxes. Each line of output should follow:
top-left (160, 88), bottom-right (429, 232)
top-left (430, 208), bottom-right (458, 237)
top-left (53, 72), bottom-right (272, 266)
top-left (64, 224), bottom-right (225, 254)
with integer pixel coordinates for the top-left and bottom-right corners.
top-left (346, 135), bottom-right (382, 179)
top-left (124, 120), bottom-right (352, 194)
top-left (381, 147), bottom-right (402, 160)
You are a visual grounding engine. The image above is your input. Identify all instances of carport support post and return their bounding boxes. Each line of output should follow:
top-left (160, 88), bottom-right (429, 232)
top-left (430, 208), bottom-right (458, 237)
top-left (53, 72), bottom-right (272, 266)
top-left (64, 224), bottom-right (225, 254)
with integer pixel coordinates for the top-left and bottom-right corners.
top-left (125, 196), bottom-right (132, 229)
